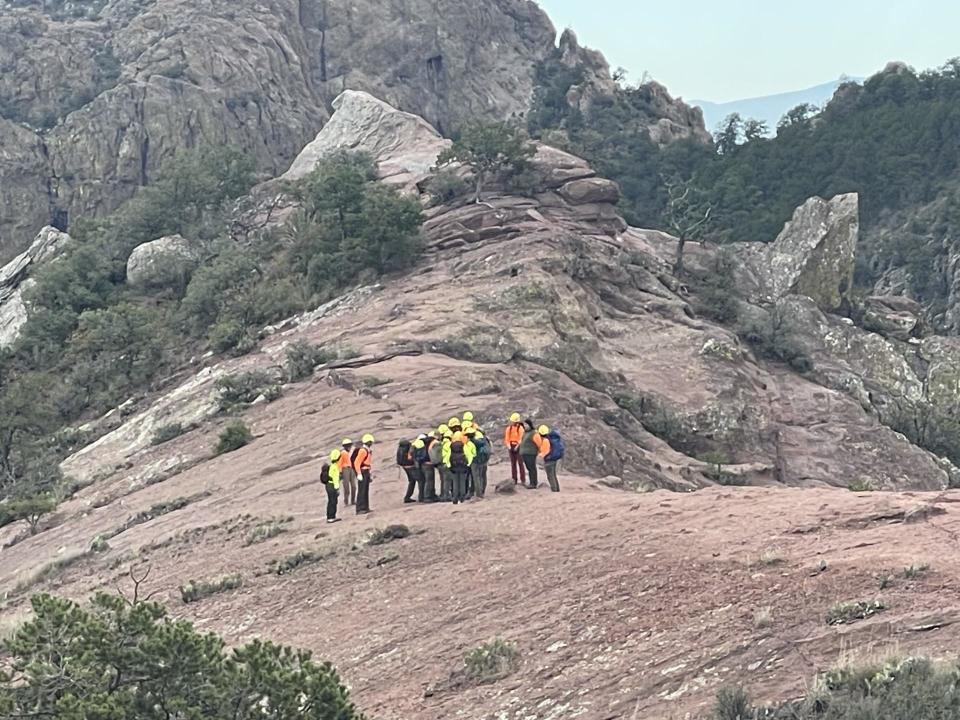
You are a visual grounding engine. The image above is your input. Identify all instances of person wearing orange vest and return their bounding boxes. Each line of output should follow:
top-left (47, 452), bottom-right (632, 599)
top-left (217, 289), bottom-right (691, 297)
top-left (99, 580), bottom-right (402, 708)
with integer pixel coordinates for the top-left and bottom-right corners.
top-left (504, 412), bottom-right (526, 485)
top-left (537, 424), bottom-right (560, 492)
top-left (337, 438), bottom-right (356, 506)
top-left (353, 434), bottom-right (375, 514)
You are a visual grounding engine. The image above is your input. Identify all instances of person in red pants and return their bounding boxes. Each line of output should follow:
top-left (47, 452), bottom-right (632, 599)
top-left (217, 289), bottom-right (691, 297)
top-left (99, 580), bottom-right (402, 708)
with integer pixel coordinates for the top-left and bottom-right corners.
top-left (503, 412), bottom-right (526, 485)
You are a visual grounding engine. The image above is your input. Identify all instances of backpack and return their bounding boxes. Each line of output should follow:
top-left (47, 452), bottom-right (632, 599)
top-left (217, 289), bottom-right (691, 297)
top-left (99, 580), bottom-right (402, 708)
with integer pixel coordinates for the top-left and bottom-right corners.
top-left (320, 462), bottom-right (330, 485)
top-left (473, 436), bottom-right (490, 464)
top-left (413, 443), bottom-right (429, 465)
top-left (449, 440), bottom-right (468, 468)
top-left (545, 430), bottom-right (565, 462)
top-left (396, 440), bottom-right (414, 466)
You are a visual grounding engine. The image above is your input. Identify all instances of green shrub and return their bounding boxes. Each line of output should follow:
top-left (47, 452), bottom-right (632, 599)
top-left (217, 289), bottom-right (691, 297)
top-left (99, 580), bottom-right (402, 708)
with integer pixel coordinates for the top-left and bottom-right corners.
top-left (4, 495), bottom-right (58, 535)
top-left (89, 535), bottom-right (110, 553)
top-left (179, 574), bottom-right (243, 603)
top-left (826, 600), bottom-right (885, 626)
top-left (367, 524), bottom-right (411, 546)
top-left (215, 371), bottom-right (276, 408)
top-left (244, 517), bottom-right (293, 546)
top-left (0, 591), bottom-right (362, 718)
top-left (427, 170), bottom-right (470, 204)
top-left (903, 563), bottom-right (930, 579)
top-left (848, 478), bottom-right (874, 492)
top-left (215, 421), bottom-right (253, 455)
top-left (714, 686), bottom-right (752, 720)
top-left (464, 639), bottom-right (519, 685)
top-left (284, 341), bottom-right (333, 381)
top-left (152, 422), bottom-right (186, 445)
top-left (267, 549), bottom-right (331, 576)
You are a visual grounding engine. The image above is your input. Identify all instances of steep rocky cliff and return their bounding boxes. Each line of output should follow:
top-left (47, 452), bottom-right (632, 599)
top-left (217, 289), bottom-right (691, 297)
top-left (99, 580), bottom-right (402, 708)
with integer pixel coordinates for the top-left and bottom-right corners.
top-left (0, 0), bottom-right (709, 260)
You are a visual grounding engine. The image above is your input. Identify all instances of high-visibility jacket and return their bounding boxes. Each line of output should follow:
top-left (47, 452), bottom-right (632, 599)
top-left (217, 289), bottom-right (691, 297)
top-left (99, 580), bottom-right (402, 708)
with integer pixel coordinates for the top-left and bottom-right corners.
top-left (353, 446), bottom-right (373, 475)
top-left (337, 449), bottom-right (352, 472)
top-left (326, 463), bottom-right (341, 490)
top-left (504, 422), bottom-right (524, 448)
top-left (443, 439), bottom-right (476, 468)
top-left (538, 436), bottom-right (550, 459)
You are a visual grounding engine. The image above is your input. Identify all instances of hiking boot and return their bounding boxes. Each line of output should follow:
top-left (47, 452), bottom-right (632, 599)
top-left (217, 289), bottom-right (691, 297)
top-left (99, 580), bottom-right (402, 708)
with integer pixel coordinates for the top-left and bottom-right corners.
top-left (403, 499), bottom-right (416, 504)
top-left (326, 518), bottom-right (341, 524)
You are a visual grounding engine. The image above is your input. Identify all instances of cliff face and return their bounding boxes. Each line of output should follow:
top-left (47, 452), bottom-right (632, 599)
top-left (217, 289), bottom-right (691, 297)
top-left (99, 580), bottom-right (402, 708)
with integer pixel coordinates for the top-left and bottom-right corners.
top-left (0, 0), bottom-right (709, 260)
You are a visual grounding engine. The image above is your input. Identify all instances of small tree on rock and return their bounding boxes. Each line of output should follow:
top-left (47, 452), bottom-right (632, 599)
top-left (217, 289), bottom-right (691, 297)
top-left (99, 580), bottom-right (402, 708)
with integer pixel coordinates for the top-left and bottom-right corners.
top-left (437, 122), bottom-right (536, 203)
top-left (662, 175), bottom-right (713, 275)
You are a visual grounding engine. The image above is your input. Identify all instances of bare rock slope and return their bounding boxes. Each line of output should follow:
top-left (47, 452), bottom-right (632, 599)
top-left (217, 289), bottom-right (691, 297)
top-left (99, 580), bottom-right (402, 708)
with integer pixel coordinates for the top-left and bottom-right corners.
top-left (5, 91), bottom-right (960, 720)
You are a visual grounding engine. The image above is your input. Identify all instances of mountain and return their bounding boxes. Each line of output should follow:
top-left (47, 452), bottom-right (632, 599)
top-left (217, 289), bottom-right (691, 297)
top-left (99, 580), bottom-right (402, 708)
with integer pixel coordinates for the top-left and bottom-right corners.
top-left (0, 0), bottom-right (708, 261)
top-left (3, 89), bottom-right (960, 716)
top-left (693, 76), bottom-right (864, 132)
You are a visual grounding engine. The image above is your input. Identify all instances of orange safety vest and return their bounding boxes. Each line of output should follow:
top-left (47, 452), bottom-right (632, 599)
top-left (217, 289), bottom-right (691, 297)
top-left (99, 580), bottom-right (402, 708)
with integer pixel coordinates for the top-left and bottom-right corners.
top-left (337, 449), bottom-right (352, 472)
top-left (504, 423), bottom-right (524, 447)
top-left (353, 446), bottom-right (372, 475)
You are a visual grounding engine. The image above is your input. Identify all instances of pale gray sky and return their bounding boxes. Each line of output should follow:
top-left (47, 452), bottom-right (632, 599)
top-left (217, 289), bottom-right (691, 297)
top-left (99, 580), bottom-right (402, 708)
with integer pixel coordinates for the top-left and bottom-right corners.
top-left (536, 0), bottom-right (960, 102)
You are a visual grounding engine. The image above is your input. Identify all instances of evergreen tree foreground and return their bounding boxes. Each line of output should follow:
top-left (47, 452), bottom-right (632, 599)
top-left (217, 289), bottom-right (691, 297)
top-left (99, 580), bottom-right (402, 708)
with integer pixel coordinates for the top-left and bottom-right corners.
top-left (0, 589), bottom-right (364, 719)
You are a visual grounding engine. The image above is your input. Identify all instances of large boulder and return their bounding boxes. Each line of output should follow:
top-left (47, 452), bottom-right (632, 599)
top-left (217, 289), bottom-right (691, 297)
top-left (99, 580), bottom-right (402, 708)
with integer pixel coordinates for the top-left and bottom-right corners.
top-left (862, 295), bottom-right (925, 341)
top-left (281, 90), bottom-right (451, 191)
top-left (737, 193), bottom-right (859, 312)
top-left (126, 235), bottom-right (203, 288)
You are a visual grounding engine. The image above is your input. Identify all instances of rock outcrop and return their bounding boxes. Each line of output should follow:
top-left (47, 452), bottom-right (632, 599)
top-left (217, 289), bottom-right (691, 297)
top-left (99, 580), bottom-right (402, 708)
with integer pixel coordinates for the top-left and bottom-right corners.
top-left (51, 97), bottom-right (957, 494)
top-left (281, 90), bottom-right (451, 190)
top-left (126, 234), bottom-right (203, 288)
top-left (0, 225), bottom-right (71, 347)
top-left (737, 193), bottom-right (859, 312)
top-left (862, 295), bottom-right (925, 341)
top-left (0, 0), bottom-right (709, 260)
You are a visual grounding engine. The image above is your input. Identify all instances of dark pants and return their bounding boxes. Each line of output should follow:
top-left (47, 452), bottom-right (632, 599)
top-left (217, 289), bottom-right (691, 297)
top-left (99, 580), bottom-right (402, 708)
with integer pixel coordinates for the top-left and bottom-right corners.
top-left (510, 449), bottom-right (526, 484)
top-left (422, 464), bottom-right (437, 500)
top-left (522, 454), bottom-right (538, 488)
top-left (403, 466), bottom-right (423, 502)
top-left (474, 462), bottom-right (489, 497)
top-left (466, 467), bottom-right (474, 497)
top-left (545, 461), bottom-right (559, 492)
top-left (440, 467), bottom-right (454, 501)
top-left (356, 469), bottom-right (371, 513)
top-left (452, 466), bottom-right (469, 504)
top-left (341, 468), bottom-right (356, 506)
top-left (325, 484), bottom-right (339, 520)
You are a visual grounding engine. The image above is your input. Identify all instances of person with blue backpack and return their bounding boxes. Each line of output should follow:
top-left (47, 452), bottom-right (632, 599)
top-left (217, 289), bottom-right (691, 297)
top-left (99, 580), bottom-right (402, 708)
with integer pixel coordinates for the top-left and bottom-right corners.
top-left (538, 424), bottom-right (565, 492)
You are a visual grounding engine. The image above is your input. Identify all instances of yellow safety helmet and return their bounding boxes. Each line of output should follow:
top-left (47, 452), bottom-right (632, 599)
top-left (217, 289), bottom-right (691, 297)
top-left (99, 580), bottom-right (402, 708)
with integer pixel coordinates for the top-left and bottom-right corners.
top-left (462, 411), bottom-right (474, 423)
top-left (462, 420), bottom-right (474, 430)
top-left (475, 431), bottom-right (485, 439)
top-left (329, 449), bottom-right (341, 462)
top-left (464, 425), bottom-right (476, 435)
top-left (448, 417), bottom-right (461, 428)
top-left (538, 425), bottom-right (549, 436)
top-left (413, 439), bottom-right (425, 449)
top-left (362, 433), bottom-right (375, 444)
top-left (342, 438), bottom-right (353, 446)
top-left (510, 412), bottom-right (521, 423)
top-left (438, 424), bottom-right (450, 435)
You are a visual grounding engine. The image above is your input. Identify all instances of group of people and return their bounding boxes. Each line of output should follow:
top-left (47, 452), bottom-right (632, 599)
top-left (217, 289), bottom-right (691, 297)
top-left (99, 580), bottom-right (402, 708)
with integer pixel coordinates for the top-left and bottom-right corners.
top-left (319, 412), bottom-right (565, 523)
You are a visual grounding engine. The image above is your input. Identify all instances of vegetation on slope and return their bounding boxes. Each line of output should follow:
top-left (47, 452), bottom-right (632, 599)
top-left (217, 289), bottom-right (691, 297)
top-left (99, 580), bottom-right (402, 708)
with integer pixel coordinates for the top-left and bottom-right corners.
top-left (0, 149), bottom-right (422, 519)
top-left (529, 55), bottom-right (960, 305)
top-left (0, 590), bottom-right (363, 718)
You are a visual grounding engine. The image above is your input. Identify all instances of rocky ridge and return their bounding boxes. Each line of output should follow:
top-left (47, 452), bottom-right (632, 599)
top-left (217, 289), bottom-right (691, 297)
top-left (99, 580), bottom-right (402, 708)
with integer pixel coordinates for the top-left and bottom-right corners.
top-left (0, 0), bottom-right (709, 260)
top-left (53, 91), bottom-right (960, 497)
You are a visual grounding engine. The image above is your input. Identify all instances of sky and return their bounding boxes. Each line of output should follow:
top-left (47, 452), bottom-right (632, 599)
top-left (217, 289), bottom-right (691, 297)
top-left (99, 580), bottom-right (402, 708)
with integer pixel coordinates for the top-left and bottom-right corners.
top-left (535, 0), bottom-right (960, 103)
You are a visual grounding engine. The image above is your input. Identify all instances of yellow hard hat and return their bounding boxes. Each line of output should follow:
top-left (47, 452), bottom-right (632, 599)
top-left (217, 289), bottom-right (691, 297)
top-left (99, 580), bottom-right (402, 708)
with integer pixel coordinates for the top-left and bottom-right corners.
top-left (438, 424), bottom-right (450, 435)
top-left (510, 412), bottom-right (521, 423)
top-left (413, 439), bottom-right (425, 449)
top-left (342, 438), bottom-right (353, 446)
top-left (448, 417), bottom-right (461, 428)
top-left (464, 425), bottom-right (476, 435)
top-left (475, 431), bottom-right (485, 439)
top-left (362, 433), bottom-right (375, 444)
top-left (462, 421), bottom-right (474, 430)
top-left (538, 425), bottom-right (549, 435)
top-left (462, 411), bottom-right (474, 422)
top-left (443, 432), bottom-right (453, 440)
top-left (329, 449), bottom-right (341, 462)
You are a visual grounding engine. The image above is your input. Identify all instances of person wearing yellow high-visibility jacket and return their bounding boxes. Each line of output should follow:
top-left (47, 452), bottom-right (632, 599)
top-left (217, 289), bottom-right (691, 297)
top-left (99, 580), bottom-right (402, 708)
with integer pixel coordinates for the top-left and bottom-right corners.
top-left (322, 449), bottom-right (342, 524)
top-left (443, 432), bottom-right (476, 505)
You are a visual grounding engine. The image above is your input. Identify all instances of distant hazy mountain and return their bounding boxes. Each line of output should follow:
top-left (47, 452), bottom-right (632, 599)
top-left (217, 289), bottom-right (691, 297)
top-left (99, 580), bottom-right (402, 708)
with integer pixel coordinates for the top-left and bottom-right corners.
top-left (694, 76), bottom-right (864, 134)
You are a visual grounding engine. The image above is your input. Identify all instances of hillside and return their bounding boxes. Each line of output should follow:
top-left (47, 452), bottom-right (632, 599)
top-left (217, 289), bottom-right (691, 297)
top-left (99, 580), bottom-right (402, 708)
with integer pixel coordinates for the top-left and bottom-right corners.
top-left (4, 88), bottom-right (960, 716)
top-left (692, 75), bottom-right (863, 133)
top-left (0, 0), bottom-right (708, 261)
